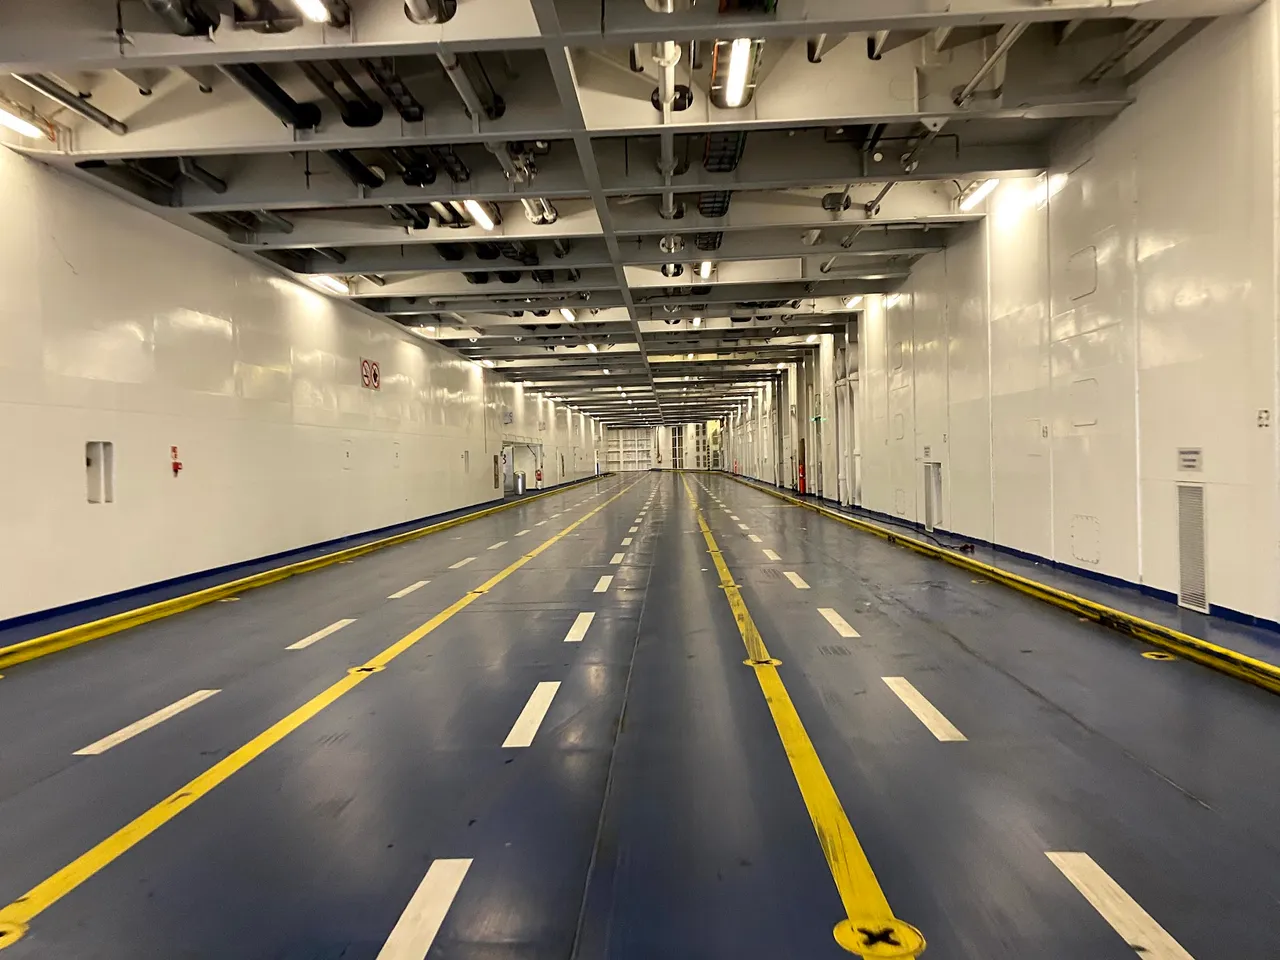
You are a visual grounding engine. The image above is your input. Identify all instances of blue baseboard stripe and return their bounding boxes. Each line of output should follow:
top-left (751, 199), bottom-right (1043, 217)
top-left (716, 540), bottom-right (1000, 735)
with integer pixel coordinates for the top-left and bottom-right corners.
top-left (724, 473), bottom-right (1280, 697)
top-left (0, 474), bottom-right (609, 672)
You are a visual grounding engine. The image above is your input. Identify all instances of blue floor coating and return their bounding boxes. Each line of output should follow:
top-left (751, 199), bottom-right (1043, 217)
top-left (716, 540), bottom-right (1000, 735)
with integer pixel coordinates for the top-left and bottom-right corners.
top-left (0, 471), bottom-right (1277, 958)
top-left (0, 475), bottom-right (603, 648)
top-left (747, 479), bottom-right (1280, 668)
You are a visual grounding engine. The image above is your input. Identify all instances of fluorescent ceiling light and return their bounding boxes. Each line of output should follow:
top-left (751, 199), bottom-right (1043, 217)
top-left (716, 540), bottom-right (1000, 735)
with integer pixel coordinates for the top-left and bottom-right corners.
top-left (560, 307), bottom-right (576, 322)
top-left (0, 102), bottom-right (48, 140)
top-left (307, 275), bottom-right (350, 295)
top-left (698, 261), bottom-right (712, 279)
top-left (425, 325), bottom-right (436, 333)
top-left (805, 333), bottom-right (818, 343)
top-left (463, 198), bottom-right (496, 230)
top-left (481, 358), bottom-right (496, 368)
top-left (291, 0), bottom-right (332, 22)
top-left (587, 342), bottom-right (598, 353)
top-left (692, 316), bottom-right (702, 327)
top-left (724, 38), bottom-right (754, 108)
top-left (959, 178), bottom-right (1000, 212)
top-left (777, 363), bottom-right (785, 369)
top-left (843, 295), bottom-right (863, 309)
top-left (603, 368), bottom-right (610, 374)
top-left (686, 352), bottom-right (694, 360)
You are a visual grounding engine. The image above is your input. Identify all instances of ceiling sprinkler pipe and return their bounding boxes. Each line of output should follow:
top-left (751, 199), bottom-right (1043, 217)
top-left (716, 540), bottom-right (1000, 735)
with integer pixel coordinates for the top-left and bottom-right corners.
top-left (954, 22), bottom-right (1029, 107)
top-left (14, 74), bottom-right (128, 135)
top-left (654, 41), bottom-right (681, 220)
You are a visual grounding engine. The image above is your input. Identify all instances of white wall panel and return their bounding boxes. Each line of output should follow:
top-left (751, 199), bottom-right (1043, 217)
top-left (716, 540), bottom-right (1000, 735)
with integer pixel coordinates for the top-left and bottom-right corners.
top-left (0, 150), bottom-right (597, 623)
top-left (733, 7), bottom-right (1280, 623)
top-left (910, 253), bottom-right (949, 529)
top-left (988, 177), bottom-right (1055, 558)
top-left (944, 223), bottom-right (993, 542)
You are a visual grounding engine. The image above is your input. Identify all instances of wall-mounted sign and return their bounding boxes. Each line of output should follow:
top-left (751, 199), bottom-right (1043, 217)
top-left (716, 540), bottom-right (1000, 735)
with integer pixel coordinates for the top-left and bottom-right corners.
top-left (502, 409), bottom-right (514, 424)
top-left (361, 358), bottom-right (381, 390)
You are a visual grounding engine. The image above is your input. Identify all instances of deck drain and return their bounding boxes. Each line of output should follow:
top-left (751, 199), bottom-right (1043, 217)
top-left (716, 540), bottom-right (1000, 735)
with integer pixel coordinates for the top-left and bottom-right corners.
top-left (818, 645), bottom-right (850, 657)
top-left (833, 918), bottom-right (924, 957)
top-left (1141, 651), bottom-right (1178, 661)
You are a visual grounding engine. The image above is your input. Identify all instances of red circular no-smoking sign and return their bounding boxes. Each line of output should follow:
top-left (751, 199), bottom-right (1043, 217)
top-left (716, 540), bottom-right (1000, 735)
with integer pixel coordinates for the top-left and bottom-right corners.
top-left (361, 358), bottom-right (381, 390)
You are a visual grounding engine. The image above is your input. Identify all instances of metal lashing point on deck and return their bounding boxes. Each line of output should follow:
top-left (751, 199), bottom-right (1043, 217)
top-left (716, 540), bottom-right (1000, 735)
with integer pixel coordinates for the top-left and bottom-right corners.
top-left (0, 921), bottom-right (28, 950)
top-left (348, 664), bottom-right (386, 675)
top-left (833, 918), bottom-right (925, 957)
top-left (743, 657), bottom-right (782, 667)
top-left (1142, 651), bottom-right (1178, 661)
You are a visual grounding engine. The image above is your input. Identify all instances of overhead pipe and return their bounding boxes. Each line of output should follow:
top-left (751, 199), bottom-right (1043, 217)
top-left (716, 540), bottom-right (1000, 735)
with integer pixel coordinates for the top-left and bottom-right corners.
top-left (654, 41), bottom-right (682, 220)
top-left (324, 149), bottom-right (385, 189)
top-left (255, 210), bottom-right (294, 233)
top-left (142, 0), bottom-right (217, 37)
top-left (219, 63), bottom-right (320, 129)
top-left (864, 181), bottom-right (896, 216)
top-left (299, 62), bottom-right (381, 126)
top-left (899, 119), bottom-right (946, 172)
top-left (438, 52), bottom-right (502, 121)
top-left (179, 66), bottom-right (215, 93)
top-left (404, 0), bottom-right (457, 24)
top-left (177, 156), bottom-right (226, 193)
top-left (953, 22), bottom-right (1029, 107)
top-left (14, 74), bottom-right (128, 135)
top-left (486, 142), bottom-right (557, 224)
top-left (116, 68), bottom-right (156, 96)
top-left (122, 160), bottom-right (174, 190)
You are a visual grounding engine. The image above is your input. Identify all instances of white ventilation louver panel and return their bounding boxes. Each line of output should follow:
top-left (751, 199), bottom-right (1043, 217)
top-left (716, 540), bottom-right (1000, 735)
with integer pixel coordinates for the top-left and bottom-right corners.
top-left (1177, 483), bottom-right (1208, 613)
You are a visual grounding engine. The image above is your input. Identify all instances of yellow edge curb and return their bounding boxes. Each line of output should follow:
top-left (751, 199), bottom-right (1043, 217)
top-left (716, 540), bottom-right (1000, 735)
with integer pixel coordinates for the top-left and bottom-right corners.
top-left (725, 474), bottom-right (1280, 697)
top-left (0, 475), bottom-right (610, 672)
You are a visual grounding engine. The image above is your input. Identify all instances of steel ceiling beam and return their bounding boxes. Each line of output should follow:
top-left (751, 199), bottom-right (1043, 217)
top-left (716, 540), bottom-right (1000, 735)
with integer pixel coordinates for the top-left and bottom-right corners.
top-left (1, 0), bottom-right (1247, 74)
top-left (528, 0), bottom-right (665, 423)
top-left (596, 134), bottom-right (1047, 196)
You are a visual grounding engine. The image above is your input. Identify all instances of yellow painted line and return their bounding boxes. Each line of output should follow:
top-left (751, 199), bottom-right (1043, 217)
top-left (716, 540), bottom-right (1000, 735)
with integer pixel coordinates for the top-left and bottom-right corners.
top-left (0, 474), bottom-right (614, 673)
top-left (0, 479), bottom-right (642, 951)
top-left (725, 474), bottom-right (1280, 697)
top-left (680, 475), bottom-right (924, 957)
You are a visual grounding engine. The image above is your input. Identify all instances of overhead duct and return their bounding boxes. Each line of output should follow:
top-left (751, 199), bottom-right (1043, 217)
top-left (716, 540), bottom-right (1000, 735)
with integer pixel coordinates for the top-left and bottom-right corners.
top-left (142, 0), bottom-right (218, 37)
top-left (13, 74), bottom-right (128, 135)
top-left (404, 0), bottom-right (457, 24)
top-left (387, 147), bottom-right (436, 186)
top-left (299, 61), bottom-right (383, 127)
top-left (220, 64), bottom-right (321, 129)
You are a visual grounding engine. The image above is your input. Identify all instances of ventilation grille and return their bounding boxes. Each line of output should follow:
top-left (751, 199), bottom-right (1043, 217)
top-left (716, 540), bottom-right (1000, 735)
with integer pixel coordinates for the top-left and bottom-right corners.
top-left (1177, 484), bottom-right (1208, 612)
top-left (1177, 447), bottom-right (1203, 471)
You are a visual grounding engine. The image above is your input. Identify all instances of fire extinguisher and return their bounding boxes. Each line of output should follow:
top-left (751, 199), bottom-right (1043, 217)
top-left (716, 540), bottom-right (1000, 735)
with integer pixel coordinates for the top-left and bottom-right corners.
top-left (535, 467), bottom-right (543, 487)
top-left (798, 461), bottom-right (806, 495)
